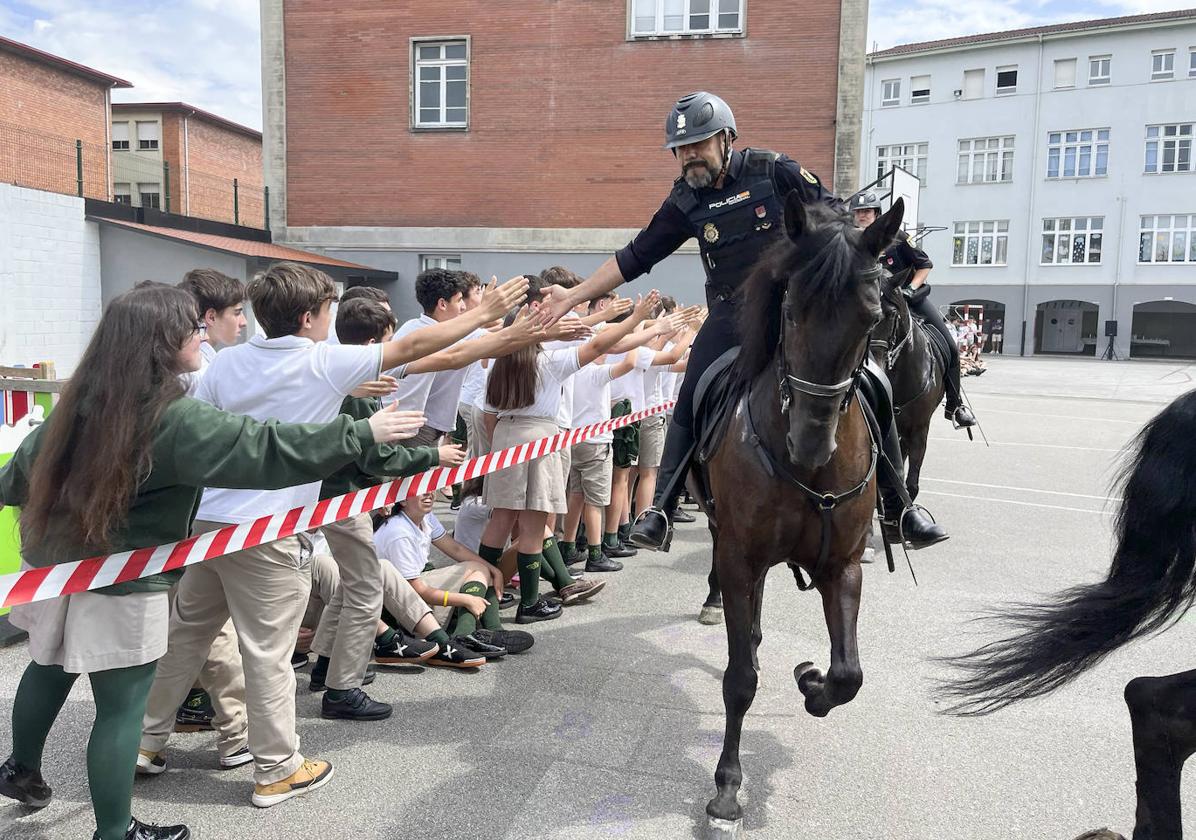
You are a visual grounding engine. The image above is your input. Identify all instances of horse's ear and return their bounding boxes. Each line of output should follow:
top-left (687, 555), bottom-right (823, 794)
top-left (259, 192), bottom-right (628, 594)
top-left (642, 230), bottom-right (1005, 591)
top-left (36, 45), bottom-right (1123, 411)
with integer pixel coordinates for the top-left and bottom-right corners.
top-left (860, 197), bottom-right (905, 257)
top-left (783, 189), bottom-right (808, 243)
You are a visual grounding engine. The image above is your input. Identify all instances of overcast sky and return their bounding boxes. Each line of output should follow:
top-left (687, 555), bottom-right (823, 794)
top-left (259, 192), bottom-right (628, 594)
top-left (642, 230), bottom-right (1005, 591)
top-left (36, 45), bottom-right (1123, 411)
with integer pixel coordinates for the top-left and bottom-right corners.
top-left (1, 0), bottom-right (1192, 132)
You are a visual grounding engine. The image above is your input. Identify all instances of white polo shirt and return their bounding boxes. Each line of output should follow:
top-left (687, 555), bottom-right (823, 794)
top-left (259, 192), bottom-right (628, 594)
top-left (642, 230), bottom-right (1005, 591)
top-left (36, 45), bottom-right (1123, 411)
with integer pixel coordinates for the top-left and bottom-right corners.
top-left (194, 333), bottom-right (382, 524)
top-left (485, 347), bottom-right (580, 420)
top-left (374, 511), bottom-right (446, 580)
top-left (570, 364), bottom-right (616, 443)
top-left (425, 326), bottom-right (490, 431)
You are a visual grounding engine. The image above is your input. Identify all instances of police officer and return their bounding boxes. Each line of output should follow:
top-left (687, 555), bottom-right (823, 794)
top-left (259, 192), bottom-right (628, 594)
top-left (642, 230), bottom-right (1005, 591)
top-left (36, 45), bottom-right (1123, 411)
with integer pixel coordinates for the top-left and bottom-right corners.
top-left (850, 192), bottom-right (977, 428)
top-left (540, 92), bottom-right (946, 551)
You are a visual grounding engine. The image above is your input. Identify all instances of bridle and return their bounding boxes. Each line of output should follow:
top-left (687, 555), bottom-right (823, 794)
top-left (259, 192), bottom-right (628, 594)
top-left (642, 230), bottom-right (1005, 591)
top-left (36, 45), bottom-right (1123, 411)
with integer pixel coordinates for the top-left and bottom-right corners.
top-left (870, 279), bottom-right (914, 371)
top-left (776, 263), bottom-right (883, 415)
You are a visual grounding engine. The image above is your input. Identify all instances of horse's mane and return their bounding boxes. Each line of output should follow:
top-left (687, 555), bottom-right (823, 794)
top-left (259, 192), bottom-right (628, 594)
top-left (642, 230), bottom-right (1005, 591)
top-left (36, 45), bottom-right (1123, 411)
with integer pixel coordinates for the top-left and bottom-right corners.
top-left (734, 203), bottom-right (862, 382)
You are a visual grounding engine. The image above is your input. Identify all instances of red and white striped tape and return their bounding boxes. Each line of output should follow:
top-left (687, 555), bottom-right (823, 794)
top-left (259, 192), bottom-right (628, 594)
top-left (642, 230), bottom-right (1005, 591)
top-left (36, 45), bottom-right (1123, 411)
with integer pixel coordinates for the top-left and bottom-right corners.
top-left (0, 401), bottom-right (674, 609)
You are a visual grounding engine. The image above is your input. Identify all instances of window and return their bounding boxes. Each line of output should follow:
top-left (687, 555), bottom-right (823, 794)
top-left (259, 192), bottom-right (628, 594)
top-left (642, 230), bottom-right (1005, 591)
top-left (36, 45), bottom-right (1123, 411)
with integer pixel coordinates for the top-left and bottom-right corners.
top-left (111, 122), bottom-right (129, 151)
top-left (1151, 50), bottom-right (1175, 80)
top-left (1054, 58), bottom-right (1077, 89)
top-left (1189, 48), bottom-right (1196, 77)
top-left (995, 65), bottom-right (1018, 94)
top-left (962, 68), bottom-right (984, 99)
top-left (1088, 55), bottom-right (1111, 85)
top-left (877, 142), bottom-right (928, 185)
top-left (910, 74), bottom-right (930, 104)
top-left (1145, 124), bottom-right (1194, 174)
top-left (1139, 215), bottom-right (1196, 263)
top-left (1041, 217), bottom-right (1103, 264)
top-left (957, 136), bottom-right (1014, 184)
top-left (420, 254), bottom-right (462, 272)
top-left (881, 79), bottom-right (900, 107)
top-left (1047, 129), bottom-right (1110, 178)
top-left (138, 183), bottom-right (161, 209)
top-left (113, 183), bottom-right (131, 204)
top-left (136, 121), bottom-right (159, 151)
top-left (952, 221), bottom-right (1009, 266)
top-left (413, 40), bottom-right (469, 128)
top-left (630, 0), bottom-right (743, 36)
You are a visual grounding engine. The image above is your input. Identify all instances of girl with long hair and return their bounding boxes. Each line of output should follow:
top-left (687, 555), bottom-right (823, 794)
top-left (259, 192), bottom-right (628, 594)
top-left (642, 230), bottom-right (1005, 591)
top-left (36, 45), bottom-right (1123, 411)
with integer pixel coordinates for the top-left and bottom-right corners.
top-left (478, 291), bottom-right (660, 623)
top-left (0, 282), bottom-right (421, 840)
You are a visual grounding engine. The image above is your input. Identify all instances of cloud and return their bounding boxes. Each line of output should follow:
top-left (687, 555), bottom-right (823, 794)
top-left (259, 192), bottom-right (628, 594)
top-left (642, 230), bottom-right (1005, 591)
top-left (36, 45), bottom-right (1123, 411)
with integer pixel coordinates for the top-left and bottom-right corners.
top-left (0, 0), bottom-right (261, 130)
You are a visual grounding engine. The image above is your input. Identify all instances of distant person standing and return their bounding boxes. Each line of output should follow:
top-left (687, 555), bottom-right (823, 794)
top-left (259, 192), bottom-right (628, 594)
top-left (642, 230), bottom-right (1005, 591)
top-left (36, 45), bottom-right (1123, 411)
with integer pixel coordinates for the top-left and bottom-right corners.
top-left (990, 319), bottom-right (1004, 354)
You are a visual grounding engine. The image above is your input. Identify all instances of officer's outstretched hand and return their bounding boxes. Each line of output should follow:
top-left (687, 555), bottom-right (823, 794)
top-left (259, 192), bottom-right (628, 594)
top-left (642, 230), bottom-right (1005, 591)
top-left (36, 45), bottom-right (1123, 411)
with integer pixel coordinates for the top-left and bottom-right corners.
top-left (538, 284), bottom-right (576, 327)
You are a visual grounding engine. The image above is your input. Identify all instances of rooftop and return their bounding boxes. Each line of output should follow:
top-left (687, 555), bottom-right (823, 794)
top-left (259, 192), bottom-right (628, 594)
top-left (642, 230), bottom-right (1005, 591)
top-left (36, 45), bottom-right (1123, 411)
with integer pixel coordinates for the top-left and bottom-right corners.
top-left (870, 8), bottom-right (1196, 59)
top-left (111, 102), bottom-right (262, 140)
top-left (0, 34), bottom-right (132, 88)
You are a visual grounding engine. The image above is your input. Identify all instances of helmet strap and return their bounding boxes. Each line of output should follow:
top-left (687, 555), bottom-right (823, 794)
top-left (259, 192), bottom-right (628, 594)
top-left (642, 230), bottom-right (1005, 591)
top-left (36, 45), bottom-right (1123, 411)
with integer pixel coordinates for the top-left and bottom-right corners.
top-left (715, 130), bottom-right (732, 186)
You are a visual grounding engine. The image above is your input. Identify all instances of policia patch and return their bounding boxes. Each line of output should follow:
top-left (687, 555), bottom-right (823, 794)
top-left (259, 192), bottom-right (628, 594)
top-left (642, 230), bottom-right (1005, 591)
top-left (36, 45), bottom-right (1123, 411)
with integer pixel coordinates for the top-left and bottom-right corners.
top-left (800, 167), bottom-right (818, 185)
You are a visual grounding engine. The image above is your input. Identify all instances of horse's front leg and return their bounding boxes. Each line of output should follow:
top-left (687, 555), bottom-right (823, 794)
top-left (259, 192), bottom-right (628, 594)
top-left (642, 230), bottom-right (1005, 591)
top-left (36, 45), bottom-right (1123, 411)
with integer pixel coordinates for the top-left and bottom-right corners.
top-left (904, 421), bottom-right (930, 503)
top-left (699, 555), bottom-right (724, 625)
top-left (706, 548), bottom-right (766, 830)
top-left (795, 559), bottom-right (864, 717)
top-left (1124, 669), bottom-right (1196, 840)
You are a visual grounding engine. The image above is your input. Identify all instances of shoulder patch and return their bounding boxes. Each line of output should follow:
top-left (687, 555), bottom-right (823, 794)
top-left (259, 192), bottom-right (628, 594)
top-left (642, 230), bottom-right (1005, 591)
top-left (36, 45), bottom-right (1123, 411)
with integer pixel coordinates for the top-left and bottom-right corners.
top-left (800, 167), bottom-right (818, 185)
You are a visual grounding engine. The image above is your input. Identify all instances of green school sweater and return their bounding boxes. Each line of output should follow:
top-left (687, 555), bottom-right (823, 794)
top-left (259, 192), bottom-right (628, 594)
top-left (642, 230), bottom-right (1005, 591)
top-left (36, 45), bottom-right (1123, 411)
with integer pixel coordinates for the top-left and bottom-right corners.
top-left (319, 395), bottom-right (440, 500)
top-left (0, 396), bottom-right (376, 596)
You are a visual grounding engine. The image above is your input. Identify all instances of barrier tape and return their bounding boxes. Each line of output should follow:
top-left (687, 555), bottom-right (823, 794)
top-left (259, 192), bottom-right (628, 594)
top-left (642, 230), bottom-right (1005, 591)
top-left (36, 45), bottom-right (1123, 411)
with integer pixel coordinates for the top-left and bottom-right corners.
top-left (0, 400), bottom-right (674, 609)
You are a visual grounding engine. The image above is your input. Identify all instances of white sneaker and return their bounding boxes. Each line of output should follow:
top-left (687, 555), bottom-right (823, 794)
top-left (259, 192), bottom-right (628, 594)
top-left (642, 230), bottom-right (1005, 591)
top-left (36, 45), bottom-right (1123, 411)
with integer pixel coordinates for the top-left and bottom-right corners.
top-left (135, 749), bottom-right (166, 775)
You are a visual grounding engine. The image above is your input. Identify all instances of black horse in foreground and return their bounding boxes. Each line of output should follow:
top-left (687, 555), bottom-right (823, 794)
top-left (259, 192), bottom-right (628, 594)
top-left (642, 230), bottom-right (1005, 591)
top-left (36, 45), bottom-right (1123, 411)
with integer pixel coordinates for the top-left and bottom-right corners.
top-left (941, 389), bottom-right (1196, 840)
top-left (693, 194), bottom-right (904, 835)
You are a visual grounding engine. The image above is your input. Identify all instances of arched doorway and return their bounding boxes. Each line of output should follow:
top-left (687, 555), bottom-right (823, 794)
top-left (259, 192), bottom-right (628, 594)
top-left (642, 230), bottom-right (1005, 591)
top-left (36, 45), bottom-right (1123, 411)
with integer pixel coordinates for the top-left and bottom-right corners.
top-left (1034, 300), bottom-right (1099, 355)
top-left (1130, 300), bottom-right (1196, 358)
top-left (947, 299), bottom-right (1007, 354)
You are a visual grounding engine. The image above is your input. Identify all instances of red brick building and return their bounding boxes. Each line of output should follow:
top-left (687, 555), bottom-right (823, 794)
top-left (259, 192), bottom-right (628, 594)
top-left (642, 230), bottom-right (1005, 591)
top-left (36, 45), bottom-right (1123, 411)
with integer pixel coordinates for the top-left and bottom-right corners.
top-left (263, 0), bottom-right (867, 307)
top-left (110, 102), bottom-right (265, 227)
top-left (0, 35), bottom-right (130, 199)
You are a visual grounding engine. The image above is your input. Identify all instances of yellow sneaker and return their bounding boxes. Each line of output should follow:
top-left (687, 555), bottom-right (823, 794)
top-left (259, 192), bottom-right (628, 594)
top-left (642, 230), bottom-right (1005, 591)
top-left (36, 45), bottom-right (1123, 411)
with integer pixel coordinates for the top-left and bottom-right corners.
top-left (251, 758), bottom-right (333, 808)
top-left (135, 749), bottom-right (166, 775)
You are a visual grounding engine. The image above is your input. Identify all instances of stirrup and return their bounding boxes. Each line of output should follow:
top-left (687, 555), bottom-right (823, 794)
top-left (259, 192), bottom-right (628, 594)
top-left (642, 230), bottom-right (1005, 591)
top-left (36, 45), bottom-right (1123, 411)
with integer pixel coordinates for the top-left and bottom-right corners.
top-left (629, 507), bottom-right (673, 552)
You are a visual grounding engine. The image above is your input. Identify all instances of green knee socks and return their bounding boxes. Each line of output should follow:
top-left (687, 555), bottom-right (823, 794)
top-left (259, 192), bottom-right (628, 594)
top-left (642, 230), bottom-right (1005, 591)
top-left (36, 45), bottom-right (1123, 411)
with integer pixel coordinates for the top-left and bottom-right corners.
top-left (481, 586), bottom-right (501, 630)
top-left (516, 552), bottom-right (543, 606)
top-left (449, 580), bottom-right (488, 637)
top-left (542, 537), bottom-right (575, 591)
top-left (477, 544), bottom-right (504, 567)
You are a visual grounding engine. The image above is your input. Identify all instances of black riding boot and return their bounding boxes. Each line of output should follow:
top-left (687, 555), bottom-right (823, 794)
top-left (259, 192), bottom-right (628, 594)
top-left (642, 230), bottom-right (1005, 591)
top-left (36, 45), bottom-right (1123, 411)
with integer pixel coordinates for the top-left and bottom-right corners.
top-left (877, 413), bottom-right (948, 550)
top-left (628, 420), bottom-right (697, 552)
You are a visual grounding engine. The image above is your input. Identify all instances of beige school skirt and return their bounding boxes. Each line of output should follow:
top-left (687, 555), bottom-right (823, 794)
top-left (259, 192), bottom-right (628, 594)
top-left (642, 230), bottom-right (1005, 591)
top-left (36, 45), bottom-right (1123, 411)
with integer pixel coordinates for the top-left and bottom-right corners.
top-left (9, 576), bottom-right (170, 674)
top-left (482, 415), bottom-right (567, 514)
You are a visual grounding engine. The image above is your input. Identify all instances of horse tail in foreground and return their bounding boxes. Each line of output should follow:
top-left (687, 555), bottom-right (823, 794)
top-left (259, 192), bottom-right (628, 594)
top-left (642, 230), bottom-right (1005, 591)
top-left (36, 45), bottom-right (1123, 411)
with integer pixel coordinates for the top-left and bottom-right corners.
top-left (939, 388), bottom-right (1196, 716)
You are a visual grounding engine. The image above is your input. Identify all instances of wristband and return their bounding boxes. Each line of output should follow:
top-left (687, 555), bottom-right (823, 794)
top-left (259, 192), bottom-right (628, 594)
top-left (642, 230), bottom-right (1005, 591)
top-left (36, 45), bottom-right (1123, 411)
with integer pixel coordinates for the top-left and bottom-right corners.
top-left (443, 590), bottom-right (450, 607)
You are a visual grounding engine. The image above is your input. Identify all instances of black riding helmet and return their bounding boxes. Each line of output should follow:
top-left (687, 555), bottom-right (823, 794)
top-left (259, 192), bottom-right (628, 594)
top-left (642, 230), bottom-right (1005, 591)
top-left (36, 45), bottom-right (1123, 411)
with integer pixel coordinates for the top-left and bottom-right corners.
top-left (848, 191), bottom-right (883, 212)
top-left (664, 91), bottom-right (737, 150)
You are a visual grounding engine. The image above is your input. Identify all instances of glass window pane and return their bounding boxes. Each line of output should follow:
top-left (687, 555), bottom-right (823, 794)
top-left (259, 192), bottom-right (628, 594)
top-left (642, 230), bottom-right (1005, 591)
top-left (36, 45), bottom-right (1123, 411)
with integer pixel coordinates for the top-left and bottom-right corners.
top-left (418, 45), bottom-right (440, 60)
top-left (663, 0), bottom-right (684, 29)
top-left (1049, 132), bottom-right (1061, 144)
top-left (718, 12), bottom-right (739, 28)
top-left (953, 237), bottom-right (965, 264)
top-left (981, 236), bottom-right (994, 264)
top-left (1047, 148), bottom-right (1060, 177)
top-left (1096, 146), bottom-right (1108, 175)
top-left (446, 65), bottom-right (466, 81)
top-left (996, 237), bottom-right (1008, 265)
top-left (1156, 232), bottom-right (1169, 261)
top-left (1079, 147), bottom-right (1091, 175)
top-left (1058, 234), bottom-right (1072, 262)
top-left (1174, 232), bottom-right (1187, 260)
top-left (690, 0), bottom-right (710, 27)
top-left (419, 108), bottom-right (440, 124)
top-left (445, 43), bottom-right (466, 59)
top-left (967, 237), bottom-right (979, 264)
top-left (1072, 236), bottom-right (1086, 263)
top-left (446, 81), bottom-right (466, 108)
top-left (1140, 232), bottom-right (1152, 262)
top-left (633, 0), bottom-right (655, 31)
top-left (1064, 147), bottom-right (1076, 177)
top-left (419, 67), bottom-right (439, 81)
top-left (1089, 233), bottom-right (1102, 262)
top-left (957, 156), bottom-right (969, 183)
top-left (1146, 142), bottom-right (1158, 172)
top-left (445, 108), bottom-right (467, 123)
top-left (690, 13), bottom-right (710, 27)
top-left (1042, 236), bottom-right (1055, 263)
top-left (420, 81), bottom-right (440, 108)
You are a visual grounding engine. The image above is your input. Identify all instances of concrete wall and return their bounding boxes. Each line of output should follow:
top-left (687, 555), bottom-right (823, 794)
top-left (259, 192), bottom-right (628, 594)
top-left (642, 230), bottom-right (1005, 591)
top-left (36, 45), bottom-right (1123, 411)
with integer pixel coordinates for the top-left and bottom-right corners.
top-left (0, 183), bottom-right (102, 374)
top-left (97, 223), bottom-right (250, 306)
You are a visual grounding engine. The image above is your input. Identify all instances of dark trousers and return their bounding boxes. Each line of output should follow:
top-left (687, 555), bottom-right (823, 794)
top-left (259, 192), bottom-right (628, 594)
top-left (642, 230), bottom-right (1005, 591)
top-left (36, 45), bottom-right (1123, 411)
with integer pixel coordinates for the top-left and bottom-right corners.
top-left (909, 293), bottom-right (964, 408)
top-left (673, 299), bottom-right (739, 430)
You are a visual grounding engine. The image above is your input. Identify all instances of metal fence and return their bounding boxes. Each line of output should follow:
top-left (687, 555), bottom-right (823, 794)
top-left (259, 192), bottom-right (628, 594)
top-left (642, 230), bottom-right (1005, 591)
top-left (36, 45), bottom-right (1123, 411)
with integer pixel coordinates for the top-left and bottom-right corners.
top-left (0, 120), bottom-right (268, 230)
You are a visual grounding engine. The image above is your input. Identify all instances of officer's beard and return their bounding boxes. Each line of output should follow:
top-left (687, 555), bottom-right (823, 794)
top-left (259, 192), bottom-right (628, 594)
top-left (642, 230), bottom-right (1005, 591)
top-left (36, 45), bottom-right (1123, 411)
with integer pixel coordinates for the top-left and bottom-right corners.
top-left (683, 160), bottom-right (716, 189)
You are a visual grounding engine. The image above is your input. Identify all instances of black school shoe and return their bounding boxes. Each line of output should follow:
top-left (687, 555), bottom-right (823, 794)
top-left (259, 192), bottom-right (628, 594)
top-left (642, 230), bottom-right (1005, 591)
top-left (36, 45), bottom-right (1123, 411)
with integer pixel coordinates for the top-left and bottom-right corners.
top-left (498, 591), bottom-right (518, 610)
top-left (373, 632), bottom-right (439, 665)
top-left (291, 651), bottom-right (310, 670)
top-left (93, 817), bottom-right (190, 840)
top-left (585, 552), bottom-right (624, 573)
top-left (309, 663), bottom-right (376, 693)
top-left (672, 508), bottom-right (696, 523)
top-left (471, 628), bottom-right (534, 655)
top-left (0, 756), bottom-right (51, 808)
top-left (561, 545), bottom-right (586, 566)
top-left (455, 634), bottom-right (507, 659)
top-left (426, 640), bottom-right (486, 669)
top-left (173, 688), bottom-right (214, 732)
top-left (321, 688), bottom-right (393, 722)
top-left (515, 597), bottom-right (562, 624)
top-left (603, 541), bottom-right (637, 558)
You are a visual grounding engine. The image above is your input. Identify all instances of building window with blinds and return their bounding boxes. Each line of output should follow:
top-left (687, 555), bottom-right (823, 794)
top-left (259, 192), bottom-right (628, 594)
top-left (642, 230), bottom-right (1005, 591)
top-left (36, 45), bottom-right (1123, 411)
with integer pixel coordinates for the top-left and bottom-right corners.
top-left (877, 142), bottom-right (928, 185)
top-left (1139, 215), bottom-right (1196, 263)
top-left (1041, 217), bottom-right (1103, 264)
top-left (413, 40), bottom-right (469, 129)
top-left (630, 0), bottom-right (744, 36)
top-left (1047, 129), bottom-right (1110, 178)
top-left (957, 136), bottom-right (1015, 184)
top-left (111, 122), bottom-right (130, 151)
top-left (136, 121), bottom-right (159, 151)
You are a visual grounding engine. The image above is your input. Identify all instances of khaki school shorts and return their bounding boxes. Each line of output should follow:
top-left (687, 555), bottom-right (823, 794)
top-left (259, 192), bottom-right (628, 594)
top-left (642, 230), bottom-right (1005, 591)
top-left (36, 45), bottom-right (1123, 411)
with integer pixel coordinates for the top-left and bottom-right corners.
top-left (567, 441), bottom-right (613, 506)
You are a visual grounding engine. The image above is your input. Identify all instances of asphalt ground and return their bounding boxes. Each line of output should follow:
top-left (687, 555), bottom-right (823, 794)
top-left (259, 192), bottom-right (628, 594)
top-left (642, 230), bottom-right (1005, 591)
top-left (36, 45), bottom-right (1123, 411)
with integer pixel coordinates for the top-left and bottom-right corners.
top-left (2, 356), bottom-right (1195, 840)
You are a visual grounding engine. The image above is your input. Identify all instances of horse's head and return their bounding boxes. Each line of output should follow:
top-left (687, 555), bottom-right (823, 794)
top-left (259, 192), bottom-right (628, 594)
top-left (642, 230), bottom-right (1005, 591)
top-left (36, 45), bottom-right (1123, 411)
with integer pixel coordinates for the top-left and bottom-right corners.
top-left (770, 192), bottom-right (903, 468)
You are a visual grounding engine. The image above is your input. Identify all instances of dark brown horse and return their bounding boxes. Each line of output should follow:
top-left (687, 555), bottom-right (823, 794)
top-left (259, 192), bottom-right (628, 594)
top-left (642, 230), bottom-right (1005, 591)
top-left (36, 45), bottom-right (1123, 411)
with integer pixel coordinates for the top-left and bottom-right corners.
top-left (870, 271), bottom-right (946, 503)
top-left (940, 388), bottom-right (1196, 840)
top-left (696, 193), bottom-right (905, 834)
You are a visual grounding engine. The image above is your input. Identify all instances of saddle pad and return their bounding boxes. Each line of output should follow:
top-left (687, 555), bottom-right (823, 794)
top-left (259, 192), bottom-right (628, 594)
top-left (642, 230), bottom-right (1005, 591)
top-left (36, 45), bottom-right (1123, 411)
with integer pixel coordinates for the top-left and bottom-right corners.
top-left (920, 321), bottom-right (951, 373)
top-left (694, 347), bottom-right (742, 463)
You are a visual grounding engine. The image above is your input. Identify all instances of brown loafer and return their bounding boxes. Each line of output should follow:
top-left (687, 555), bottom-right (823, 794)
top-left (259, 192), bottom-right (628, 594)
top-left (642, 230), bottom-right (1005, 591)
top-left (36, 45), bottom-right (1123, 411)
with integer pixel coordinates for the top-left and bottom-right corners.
top-left (557, 579), bottom-right (605, 605)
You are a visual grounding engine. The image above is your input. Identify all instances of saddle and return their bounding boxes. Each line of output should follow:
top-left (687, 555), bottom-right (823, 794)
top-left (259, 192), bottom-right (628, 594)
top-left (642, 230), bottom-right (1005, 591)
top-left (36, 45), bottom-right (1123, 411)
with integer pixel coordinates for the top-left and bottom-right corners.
top-left (693, 347), bottom-right (743, 464)
top-left (919, 319), bottom-right (952, 373)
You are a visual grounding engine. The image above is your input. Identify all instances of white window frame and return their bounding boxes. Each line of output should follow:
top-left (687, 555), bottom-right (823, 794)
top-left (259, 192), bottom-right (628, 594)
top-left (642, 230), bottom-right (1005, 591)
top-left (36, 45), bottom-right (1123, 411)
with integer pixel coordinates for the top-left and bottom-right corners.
top-left (420, 254), bottom-right (463, 272)
top-left (1046, 128), bottom-right (1110, 179)
top-left (881, 78), bottom-right (901, 107)
top-left (628, 0), bottom-right (745, 37)
top-left (957, 136), bottom-right (1015, 184)
top-left (1139, 214), bottom-right (1196, 264)
top-left (135, 121), bottom-right (159, 151)
top-left (1041, 217), bottom-right (1104, 265)
top-left (952, 220), bottom-right (1010, 266)
top-left (137, 182), bottom-right (161, 209)
top-left (995, 65), bottom-right (1018, 95)
top-left (111, 121), bottom-right (130, 151)
top-left (1189, 47), bottom-right (1196, 77)
top-left (909, 75), bottom-right (930, 104)
top-left (1151, 49), bottom-right (1175, 81)
top-left (1145, 123), bottom-right (1194, 174)
top-left (1053, 58), bottom-right (1077, 89)
top-left (877, 142), bottom-right (928, 186)
top-left (1088, 55), bottom-right (1111, 85)
top-left (411, 38), bottom-right (470, 130)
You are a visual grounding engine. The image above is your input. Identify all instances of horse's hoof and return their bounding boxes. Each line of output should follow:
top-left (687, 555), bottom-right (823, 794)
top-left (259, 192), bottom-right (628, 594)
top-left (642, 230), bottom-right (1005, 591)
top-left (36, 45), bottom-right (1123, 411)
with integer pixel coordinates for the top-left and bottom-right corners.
top-left (705, 815), bottom-right (743, 839)
top-left (1071, 831), bottom-right (1127, 840)
top-left (794, 661), bottom-right (823, 696)
top-left (698, 605), bottom-right (724, 625)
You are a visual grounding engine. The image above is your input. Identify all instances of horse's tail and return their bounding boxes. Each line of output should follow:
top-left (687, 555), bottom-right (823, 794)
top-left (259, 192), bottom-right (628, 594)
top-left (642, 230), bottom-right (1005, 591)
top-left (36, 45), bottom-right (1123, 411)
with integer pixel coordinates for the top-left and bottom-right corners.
top-left (939, 388), bottom-right (1196, 716)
